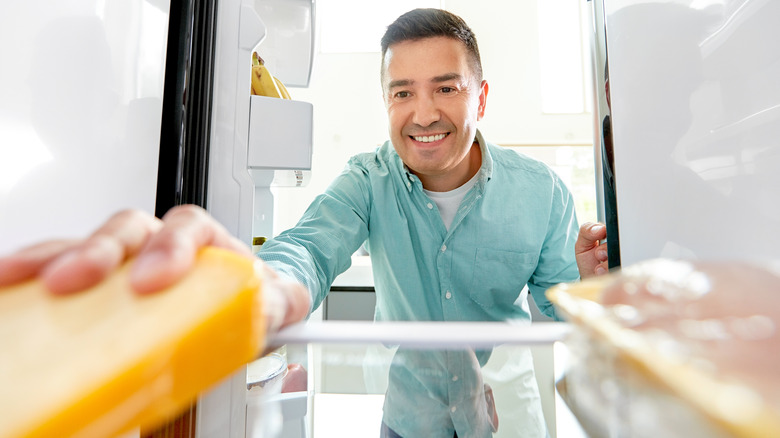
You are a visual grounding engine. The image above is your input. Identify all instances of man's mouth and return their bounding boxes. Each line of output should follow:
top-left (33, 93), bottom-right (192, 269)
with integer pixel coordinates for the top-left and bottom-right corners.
top-left (410, 133), bottom-right (448, 143)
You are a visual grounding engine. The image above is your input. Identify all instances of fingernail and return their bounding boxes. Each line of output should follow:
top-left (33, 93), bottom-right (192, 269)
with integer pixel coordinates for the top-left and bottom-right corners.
top-left (595, 266), bottom-right (607, 275)
top-left (42, 246), bottom-right (115, 295)
top-left (41, 249), bottom-right (83, 282)
top-left (129, 251), bottom-right (169, 292)
top-left (591, 224), bottom-right (605, 233)
top-left (597, 249), bottom-right (608, 260)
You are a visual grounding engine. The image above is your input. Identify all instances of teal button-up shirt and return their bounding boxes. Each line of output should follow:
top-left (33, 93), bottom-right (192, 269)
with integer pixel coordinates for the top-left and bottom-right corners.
top-left (259, 130), bottom-right (580, 436)
top-left (260, 130), bottom-right (579, 322)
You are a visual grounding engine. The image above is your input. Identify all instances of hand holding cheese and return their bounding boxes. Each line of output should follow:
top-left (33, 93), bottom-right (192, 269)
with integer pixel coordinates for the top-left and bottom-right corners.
top-left (0, 205), bottom-right (309, 330)
top-left (0, 205), bottom-right (310, 438)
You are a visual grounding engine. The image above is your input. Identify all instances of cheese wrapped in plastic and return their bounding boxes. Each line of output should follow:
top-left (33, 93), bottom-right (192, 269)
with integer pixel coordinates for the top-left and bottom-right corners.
top-left (547, 259), bottom-right (780, 438)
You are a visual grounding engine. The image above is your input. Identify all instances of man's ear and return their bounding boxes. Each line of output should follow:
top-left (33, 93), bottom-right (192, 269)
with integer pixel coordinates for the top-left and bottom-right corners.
top-left (477, 80), bottom-right (489, 120)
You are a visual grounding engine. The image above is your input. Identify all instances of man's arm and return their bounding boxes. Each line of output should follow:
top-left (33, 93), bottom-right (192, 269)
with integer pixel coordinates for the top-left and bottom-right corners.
top-left (259, 158), bottom-right (373, 313)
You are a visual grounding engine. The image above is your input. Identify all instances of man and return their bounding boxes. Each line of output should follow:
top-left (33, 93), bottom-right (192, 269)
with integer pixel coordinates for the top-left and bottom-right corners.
top-left (0, 8), bottom-right (608, 438)
top-left (256, 9), bottom-right (605, 436)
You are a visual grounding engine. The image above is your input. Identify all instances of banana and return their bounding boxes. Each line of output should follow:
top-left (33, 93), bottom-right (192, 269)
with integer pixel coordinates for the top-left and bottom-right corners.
top-left (274, 76), bottom-right (292, 99)
top-left (251, 52), bottom-right (290, 99)
top-left (251, 52), bottom-right (280, 98)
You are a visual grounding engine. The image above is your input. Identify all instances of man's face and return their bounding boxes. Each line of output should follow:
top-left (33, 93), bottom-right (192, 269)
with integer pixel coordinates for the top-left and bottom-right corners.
top-left (382, 36), bottom-right (488, 190)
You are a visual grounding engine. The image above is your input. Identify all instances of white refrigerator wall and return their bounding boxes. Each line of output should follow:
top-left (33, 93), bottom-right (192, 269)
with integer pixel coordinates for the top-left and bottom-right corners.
top-left (604, 0), bottom-right (780, 264)
top-left (0, 1), bottom-right (168, 255)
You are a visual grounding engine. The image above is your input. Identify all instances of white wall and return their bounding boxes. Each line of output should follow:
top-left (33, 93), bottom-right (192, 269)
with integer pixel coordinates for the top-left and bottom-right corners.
top-left (269, 0), bottom-right (593, 233)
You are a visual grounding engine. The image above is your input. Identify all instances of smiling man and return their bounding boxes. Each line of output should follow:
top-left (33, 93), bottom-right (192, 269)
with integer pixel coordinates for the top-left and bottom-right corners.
top-left (258, 8), bottom-right (607, 437)
top-left (383, 35), bottom-right (486, 193)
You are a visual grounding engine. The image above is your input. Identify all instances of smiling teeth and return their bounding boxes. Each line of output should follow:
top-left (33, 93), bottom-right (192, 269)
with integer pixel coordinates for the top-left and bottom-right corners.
top-left (413, 133), bottom-right (447, 143)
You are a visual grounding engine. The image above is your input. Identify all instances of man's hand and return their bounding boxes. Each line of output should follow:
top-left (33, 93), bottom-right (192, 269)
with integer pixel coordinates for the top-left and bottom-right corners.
top-left (0, 205), bottom-right (309, 331)
top-left (575, 222), bottom-right (609, 279)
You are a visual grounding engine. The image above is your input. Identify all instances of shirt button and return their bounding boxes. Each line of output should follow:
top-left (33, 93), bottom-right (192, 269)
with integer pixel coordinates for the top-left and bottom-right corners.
top-left (445, 291), bottom-right (452, 299)
top-left (407, 182), bottom-right (411, 188)
top-left (427, 202), bottom-right (433, 209)
top-left (451, 406), bottom-right (457, 413)
top-left (441, 244), bottom-right (447, 252)
top-left (452, 375), bottom-right (459, 382)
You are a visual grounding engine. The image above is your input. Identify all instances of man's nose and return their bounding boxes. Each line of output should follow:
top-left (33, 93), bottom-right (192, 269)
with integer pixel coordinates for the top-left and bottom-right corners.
top-left (411, 95), bottom-right (440, 127)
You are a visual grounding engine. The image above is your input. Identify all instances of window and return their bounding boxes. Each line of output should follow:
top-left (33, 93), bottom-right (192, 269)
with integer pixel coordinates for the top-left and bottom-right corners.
top-left (537, 0), bottom-right (588, 114)
top-left (319, 0), bottom-right (443, 53)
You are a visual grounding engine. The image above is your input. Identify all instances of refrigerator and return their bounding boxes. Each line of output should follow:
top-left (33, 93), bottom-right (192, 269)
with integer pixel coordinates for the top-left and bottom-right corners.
top-left (0, 0), bottom-right (314, 437)
top-left (5, 0), bottom-right (778, 436)
top-left (590, 0), bottom-right (780, 267)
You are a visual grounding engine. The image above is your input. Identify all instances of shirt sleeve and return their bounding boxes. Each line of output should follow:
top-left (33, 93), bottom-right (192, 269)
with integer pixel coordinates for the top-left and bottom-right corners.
top-left (527, 173), bottom-right (581, 321)
top-left (258, 158), bottom-right (372, 313)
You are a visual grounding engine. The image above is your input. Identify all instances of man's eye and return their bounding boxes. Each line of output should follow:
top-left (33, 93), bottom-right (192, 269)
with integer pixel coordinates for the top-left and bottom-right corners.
top-left (395, 91), bottom-right (410, 99)
top-left (440, 87), bottom-right (455, 94)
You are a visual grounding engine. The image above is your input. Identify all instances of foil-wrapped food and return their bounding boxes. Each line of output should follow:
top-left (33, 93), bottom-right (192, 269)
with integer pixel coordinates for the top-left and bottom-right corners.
top-left (547, 259), bottom-right (780, 438)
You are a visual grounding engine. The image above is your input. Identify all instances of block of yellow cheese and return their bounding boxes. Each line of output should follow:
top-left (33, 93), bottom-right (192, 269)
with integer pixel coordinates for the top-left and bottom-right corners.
top-left (0, 247), bottom-right (265, 438)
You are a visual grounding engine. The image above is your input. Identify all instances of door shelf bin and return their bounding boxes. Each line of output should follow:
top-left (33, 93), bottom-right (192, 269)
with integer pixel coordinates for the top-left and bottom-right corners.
top-left (248, 95), bottom-right (313, 170)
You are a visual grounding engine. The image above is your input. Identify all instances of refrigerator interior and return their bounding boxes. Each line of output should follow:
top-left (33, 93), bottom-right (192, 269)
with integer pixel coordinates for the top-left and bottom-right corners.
top-left (7, 0), bottom-right (779, 436)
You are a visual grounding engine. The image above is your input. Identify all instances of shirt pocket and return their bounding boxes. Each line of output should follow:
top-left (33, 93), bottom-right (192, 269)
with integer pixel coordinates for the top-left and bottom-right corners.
top-left (469, 248), bottom-right (537, 310)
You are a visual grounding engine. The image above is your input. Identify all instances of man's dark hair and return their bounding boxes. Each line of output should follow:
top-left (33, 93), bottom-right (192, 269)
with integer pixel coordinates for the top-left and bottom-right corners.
top-left (380, 8), bottom-right (483, 82)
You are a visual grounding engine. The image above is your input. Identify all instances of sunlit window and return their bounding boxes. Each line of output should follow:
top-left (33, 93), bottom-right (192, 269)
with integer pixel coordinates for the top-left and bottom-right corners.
top-left (319, 0), bottom-right (443, 53)
top-left (537, 0), bottom-right (587, 114)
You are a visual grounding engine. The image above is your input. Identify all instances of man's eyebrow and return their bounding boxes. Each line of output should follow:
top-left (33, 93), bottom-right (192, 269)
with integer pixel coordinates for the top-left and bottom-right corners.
top-left (432, 72), bottom-right (461, 83)
top-left (387, 73), bottom-right (462, 89)
top-left (388, 79), bottom-right (412, 89)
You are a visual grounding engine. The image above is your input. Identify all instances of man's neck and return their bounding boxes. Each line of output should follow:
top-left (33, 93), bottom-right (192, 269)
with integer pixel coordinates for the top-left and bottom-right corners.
top-left (418, 142), bottom-right (482, 192)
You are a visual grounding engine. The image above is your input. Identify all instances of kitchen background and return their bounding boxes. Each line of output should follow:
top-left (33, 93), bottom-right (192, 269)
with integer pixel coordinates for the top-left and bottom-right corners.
top-left (268, 0), bottom-right (598, 235)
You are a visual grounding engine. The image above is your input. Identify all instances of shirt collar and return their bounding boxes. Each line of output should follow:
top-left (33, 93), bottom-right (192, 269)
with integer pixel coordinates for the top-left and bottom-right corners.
top-left (474, 129), bottom-right (494, 183)
top-left (398, 129), bottom-right (493, 193)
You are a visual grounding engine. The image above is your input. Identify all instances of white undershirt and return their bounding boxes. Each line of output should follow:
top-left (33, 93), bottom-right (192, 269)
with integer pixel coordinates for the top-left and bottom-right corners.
top-left (423, 172), bottom-right (480, 230)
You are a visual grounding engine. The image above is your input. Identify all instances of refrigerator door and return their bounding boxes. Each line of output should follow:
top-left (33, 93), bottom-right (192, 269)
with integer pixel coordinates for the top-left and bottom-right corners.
top-left (588, 0), bottom-right (621, 269)
top-left (197, 0), bottom-right (315, 435)
top-left (602, 0), bottom-right (780, 264)
top-left (0, 1), bottom-right (170, 255)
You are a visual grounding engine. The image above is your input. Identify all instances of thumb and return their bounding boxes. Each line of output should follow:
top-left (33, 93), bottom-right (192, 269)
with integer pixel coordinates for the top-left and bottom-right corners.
top-left (575, 222), bottom-right (606, 253)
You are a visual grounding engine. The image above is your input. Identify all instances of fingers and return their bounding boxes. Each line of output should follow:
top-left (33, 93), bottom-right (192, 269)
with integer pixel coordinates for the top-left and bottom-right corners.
top-left (593, 241), bottom-right (609, 275)
top-left (575, 222), bottom-right (610, 279)
top-left (0, 239), bottom-right (80, 287)
top-left (129, 205), bottom-right (253, 294)
top-left (0, 206), bottom-right (255, 296)
top-left (594, 238), bottom-right (609, 261)
top-left (39, 210), bottom-right (163, 295)
top-left (92, 209), bottom-right (164, 257)
top-left (581, 240), bottom-right (608, 278)
top-left (575, 222), bottom-right (606, 254)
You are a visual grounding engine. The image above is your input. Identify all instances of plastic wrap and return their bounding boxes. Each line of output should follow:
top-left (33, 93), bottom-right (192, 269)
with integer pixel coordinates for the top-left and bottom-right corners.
top-left (547, 259), bottom-right (780, 438)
